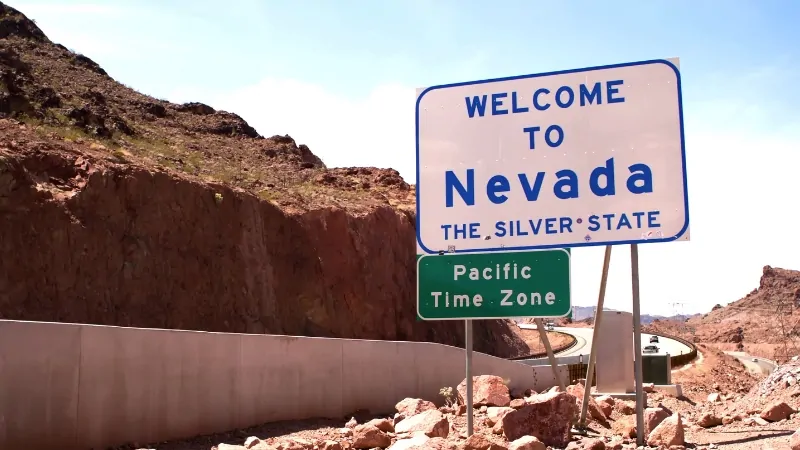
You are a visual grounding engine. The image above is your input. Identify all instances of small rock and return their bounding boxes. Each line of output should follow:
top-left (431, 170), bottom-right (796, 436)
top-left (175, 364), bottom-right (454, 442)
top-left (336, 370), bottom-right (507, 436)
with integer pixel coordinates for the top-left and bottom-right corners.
top-left (394, 409), bottom-right (449, 438)
top-left (339, 428), bottom-right (353, 437)
top-left (508, 435), bottom-right (545, 450)
top-left (644, 407), bottom-right (670, 436)
top-left (352, 423), bottom-right (391, 449)
top-left (697, 412), bottom-right (723, 428)
top-left (595, 395), bottom-right (614, 418)
top-left (502, 391), bottom-right (578, 448)
top-left (463, 433), bottom-right (507, 450)
top-left (244, 437), bottom-right (261, 449)
top-left (396, 398), bottom-right (437, 417)
top-left (346, 417), bottom-right (358, 428)
top-left (722, 415), bottom-right (734, 425)
top-left (288, 438), bottom-right (316, 450)
top-left (367, 418), bottom-right (394, 433)
top-left (387, 434), bottom-right (430, 450)
top-left (614, 401), bottom-right (635, 415)
top-left (760, 401), bottom-right (795, 422)
top-left (322, 441), bottom-right (342, 450)
top-left (509, 399), bottom-right (526, 409)
top-left (707, 393), bottom-right (721, 403)
top-left (646, 413), bottom-right (684, 447)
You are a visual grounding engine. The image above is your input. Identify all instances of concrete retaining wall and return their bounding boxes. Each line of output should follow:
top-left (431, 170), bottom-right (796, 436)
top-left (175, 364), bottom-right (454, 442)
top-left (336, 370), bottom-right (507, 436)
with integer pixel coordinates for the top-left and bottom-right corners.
top-left (0, 320), bottom-right (566, 450)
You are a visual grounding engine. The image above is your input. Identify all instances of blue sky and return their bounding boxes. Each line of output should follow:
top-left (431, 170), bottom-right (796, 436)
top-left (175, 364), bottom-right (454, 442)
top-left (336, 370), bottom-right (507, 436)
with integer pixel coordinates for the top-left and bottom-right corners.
top-left (12, 0), bottom-right (800, 316)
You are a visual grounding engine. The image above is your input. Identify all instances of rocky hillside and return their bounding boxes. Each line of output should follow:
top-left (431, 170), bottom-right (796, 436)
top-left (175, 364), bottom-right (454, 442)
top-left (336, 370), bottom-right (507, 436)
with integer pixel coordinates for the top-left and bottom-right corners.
top-left (0, 2), bottom-right (528, 357)
top-left (647, 265), bottom-right (800, 361)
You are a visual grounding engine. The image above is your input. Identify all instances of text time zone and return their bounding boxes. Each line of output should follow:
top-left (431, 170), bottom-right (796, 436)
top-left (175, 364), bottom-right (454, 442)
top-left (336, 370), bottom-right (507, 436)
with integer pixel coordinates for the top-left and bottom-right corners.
top-left (429, 290), bottom-right (556, 308)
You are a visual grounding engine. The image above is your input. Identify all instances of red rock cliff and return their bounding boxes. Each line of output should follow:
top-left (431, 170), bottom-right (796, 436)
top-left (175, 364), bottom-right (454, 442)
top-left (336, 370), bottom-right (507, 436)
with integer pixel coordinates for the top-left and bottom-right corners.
top-left (0, 124), bottom-right (527, 356)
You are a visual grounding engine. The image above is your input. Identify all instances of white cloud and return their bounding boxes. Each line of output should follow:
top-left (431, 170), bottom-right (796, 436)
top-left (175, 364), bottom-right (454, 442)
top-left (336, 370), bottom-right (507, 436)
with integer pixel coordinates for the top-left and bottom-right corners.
top-left (183, 79), bottom-right (419, 183)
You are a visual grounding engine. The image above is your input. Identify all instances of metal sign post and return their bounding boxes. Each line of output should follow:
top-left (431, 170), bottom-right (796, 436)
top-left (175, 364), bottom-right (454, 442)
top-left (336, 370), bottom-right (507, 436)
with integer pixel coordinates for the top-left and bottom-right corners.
top-left (631, 244), bottom-right (645, 446)
top-left (465, 319), bottom-right (474, 435)
top-left (578, 245), bottom-right (612, 427)
top-left (535, 318), bottom-right (565, 390)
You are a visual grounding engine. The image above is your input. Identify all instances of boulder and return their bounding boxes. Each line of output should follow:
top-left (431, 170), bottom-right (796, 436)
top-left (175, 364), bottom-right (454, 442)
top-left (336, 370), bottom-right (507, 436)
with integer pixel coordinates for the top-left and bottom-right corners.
top-left (485, 407), bottom-right (514, 426)
top-left (458, 375), bottom-right (511, 407)
top-left (491, 419), bottom-right (505, 435)
top-left (595, 396), bottom-right (614, 418)
top-left (463, 433), bottom-right (507, 450)
top-left (352, 423), bottom-right (391, 449)
top-left (565, 384), bottom-right (607, 423)
top-left (394, 409), bottom-right (449, 438)
top-left (643, 407), bottom-right (670, 437)
top-left (646, 413), bottom-right (684, 448)
top-left (501, 391), bottom-right (578, 448)
top-left (396, 398), bottom-right (437, 417)
top-left (507, 436), bottom-right (545, 450)
top-left (697, 412), bottom-right (723, 428)
top-left (760, 401), bottom-right (795, 422)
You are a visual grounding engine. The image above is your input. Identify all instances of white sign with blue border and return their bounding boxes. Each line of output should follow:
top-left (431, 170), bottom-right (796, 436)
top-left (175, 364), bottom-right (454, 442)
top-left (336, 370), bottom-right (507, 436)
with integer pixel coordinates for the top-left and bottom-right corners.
top-left (415, 58), bottom-right (689, 254)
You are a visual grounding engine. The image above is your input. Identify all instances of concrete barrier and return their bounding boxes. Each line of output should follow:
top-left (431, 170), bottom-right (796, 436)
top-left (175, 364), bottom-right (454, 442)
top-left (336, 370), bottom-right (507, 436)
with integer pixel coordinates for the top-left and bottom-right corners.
top-left (0, 320), bottom-right (566, 450)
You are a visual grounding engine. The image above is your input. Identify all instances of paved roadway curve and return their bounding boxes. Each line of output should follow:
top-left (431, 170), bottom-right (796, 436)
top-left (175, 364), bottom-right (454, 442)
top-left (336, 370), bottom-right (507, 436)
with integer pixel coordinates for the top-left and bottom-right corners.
top-left (518, 324), bottom-right (693, 360)
top-left (724, 351), bottom-right (778, 375)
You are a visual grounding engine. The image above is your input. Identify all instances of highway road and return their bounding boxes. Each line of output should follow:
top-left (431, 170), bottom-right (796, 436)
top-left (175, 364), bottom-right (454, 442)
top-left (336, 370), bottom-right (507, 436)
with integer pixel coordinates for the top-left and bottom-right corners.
top-left (724, 351), bottom-right (778, 375)
top-left (518, 324), bottom-right (693, 360)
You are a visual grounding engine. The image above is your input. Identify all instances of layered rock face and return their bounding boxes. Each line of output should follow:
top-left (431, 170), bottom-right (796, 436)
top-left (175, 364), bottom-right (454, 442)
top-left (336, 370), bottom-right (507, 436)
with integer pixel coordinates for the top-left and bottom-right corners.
top-left (0, 133), bottom-right (526, 356)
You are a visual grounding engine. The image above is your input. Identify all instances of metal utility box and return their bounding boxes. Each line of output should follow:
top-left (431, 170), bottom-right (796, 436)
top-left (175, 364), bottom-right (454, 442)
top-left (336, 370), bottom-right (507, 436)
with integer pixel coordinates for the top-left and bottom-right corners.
top-left (642, 354), bottom-right (672, 385)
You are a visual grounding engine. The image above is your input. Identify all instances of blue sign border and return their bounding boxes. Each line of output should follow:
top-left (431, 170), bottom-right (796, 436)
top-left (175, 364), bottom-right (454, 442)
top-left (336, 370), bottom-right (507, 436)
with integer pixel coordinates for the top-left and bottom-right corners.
top-left (415, 59), bottom-right (689, 255)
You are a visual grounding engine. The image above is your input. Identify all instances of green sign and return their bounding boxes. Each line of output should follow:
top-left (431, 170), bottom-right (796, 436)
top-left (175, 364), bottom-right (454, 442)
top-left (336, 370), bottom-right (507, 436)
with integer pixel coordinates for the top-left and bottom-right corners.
top-left (416, 249), bottom-right (571, 320)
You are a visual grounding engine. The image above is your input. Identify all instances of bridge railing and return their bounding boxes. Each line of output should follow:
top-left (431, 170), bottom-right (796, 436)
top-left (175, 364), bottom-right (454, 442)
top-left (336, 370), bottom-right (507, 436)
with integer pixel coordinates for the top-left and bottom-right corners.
top-left (654, 330), bottom-right (698, 368)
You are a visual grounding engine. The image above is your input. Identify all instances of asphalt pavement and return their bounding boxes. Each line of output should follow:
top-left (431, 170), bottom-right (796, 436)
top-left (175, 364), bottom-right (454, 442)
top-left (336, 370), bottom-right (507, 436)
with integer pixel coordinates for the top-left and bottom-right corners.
top-left (724, 351), bottom-right (778, 375)
top-left (518, 324), bottom-right (693, 360)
